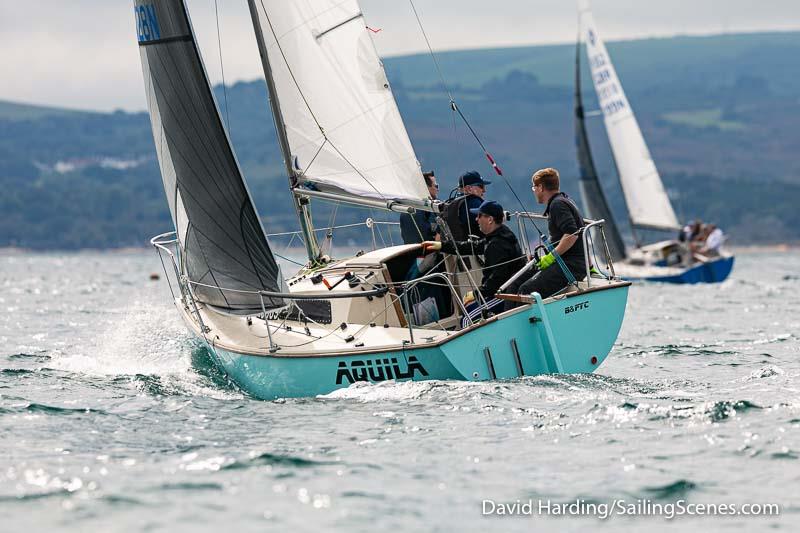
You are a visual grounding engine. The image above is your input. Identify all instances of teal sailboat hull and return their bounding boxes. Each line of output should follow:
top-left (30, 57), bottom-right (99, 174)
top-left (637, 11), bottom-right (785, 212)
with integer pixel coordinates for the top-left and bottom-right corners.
top-left (202, 284), bottom-right (630, 400)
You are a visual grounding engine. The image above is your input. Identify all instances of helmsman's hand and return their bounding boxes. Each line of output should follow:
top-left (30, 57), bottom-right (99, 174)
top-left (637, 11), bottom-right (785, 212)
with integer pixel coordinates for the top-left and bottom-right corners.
top-left (421, 241), bottom-right (442, 255)
top-left (463, 290), bottom-right (475, 306)
top-left (537, 252), bottom-right (555, 271)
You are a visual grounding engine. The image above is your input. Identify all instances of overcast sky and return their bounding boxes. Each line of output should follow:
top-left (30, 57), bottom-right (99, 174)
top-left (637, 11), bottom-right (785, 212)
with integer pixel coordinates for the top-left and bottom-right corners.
top-left (1, 0), bottom-right (798, 112)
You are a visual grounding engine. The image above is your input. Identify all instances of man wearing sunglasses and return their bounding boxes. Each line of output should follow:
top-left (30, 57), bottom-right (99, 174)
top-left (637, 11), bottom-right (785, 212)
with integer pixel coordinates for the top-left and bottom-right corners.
top-left (509, 167), bottom-right (587, 300)
top-left (400, 170), bottom-right (440, 244)
top-left (457, 170), bottom-right (491, 238)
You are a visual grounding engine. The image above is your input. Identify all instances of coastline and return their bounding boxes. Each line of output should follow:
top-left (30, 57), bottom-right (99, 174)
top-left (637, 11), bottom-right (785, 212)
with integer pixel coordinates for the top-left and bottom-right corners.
top-left (2, 243), bottom-right (799, 255)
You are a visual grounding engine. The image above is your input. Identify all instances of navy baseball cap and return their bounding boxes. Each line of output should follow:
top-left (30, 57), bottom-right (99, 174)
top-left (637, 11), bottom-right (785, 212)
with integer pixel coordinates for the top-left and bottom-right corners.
top-left (459, 170), bottom-right (491, 187)
top-left (469, 200), bottom-right (504, 222)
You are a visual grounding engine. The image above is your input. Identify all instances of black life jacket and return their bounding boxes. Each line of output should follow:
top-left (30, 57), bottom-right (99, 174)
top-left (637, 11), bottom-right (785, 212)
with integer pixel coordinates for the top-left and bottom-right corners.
top-left (441, 195), bottom-right (468, 241)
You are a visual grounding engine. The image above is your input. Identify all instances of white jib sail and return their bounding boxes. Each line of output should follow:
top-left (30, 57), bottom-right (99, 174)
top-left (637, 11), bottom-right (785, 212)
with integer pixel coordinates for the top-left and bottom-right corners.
top-left (579, 2), bottom-right (680, 231)
top-left (250, 0), bottom-right (430, 206)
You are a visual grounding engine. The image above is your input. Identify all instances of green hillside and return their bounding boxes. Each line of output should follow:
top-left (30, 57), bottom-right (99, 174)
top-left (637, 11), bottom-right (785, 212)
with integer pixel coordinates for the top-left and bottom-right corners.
top-left (386, 31), bottom-right (800, 94)
top-left (0, 100), bottom-right (87, 122)
top-left (1, 31), bottom-right (799, 249)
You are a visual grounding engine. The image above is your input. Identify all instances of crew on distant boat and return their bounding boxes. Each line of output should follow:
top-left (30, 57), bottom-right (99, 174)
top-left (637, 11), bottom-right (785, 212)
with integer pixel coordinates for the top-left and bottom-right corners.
top-left (442, 170), bottom-right (492, 240)
top-left (422, 200), bottom-right (525, 323)
top-left (400, 170), bottom-right (439, 244)
top-left (679, 220), bottom-right (702, 243)
top-left (509, 168), bottom-right (587, 300)
top-left (699, 224), bottom-right (725, 257)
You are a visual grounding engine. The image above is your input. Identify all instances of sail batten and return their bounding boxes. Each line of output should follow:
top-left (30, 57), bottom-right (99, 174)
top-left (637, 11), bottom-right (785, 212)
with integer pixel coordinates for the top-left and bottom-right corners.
top-left (248, 0), bottom-right (430, 206)
top-left (580, 3), bottom-right (680, 232)
top-left (135, 0), bottom-right (284, 311)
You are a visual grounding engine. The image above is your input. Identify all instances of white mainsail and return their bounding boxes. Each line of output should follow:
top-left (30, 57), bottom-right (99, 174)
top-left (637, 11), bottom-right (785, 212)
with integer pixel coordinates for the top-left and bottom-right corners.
top-left (249, 1), bottom-right (430, 207)
top-left (579, 2), bottom-right (680, 231)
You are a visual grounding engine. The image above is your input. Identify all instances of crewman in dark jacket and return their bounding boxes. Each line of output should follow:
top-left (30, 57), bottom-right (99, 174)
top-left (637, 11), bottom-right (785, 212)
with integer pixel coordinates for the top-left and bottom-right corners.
top-left (508, 167), bottom-right (587, 301)
top-left (422, 200), bottom-right (525, 322)
top-left (400, 171), bottom-right (439, 244)
top-left (442, 170), bottom-right (492, 240)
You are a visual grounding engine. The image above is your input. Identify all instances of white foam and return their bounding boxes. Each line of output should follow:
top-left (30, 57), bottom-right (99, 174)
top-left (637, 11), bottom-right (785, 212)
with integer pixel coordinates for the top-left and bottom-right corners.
top-left (50, 301), bottom-right (193, 376)
top-left (318, 379), bottom-right (472, 402)
top-left (742, 365), bottom-right (786, 382)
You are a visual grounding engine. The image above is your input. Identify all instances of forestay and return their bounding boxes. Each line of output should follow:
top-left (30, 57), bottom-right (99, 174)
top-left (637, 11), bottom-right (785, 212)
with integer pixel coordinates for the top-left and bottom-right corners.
top-left (579, 2), bottom-right (680, 231)
top-left (248, 0), bottom-right (431, 208)
top-left (135, 0), bottom-right (285, 311)
top-left (574, 37), bottom-right (627, 261)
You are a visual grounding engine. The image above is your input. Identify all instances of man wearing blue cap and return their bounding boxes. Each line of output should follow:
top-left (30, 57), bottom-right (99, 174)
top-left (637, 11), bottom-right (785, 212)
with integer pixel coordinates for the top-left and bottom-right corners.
top-left (422, 200), bottom-right (525, 319)
top-left (448, 170), bottom-right (492, 239)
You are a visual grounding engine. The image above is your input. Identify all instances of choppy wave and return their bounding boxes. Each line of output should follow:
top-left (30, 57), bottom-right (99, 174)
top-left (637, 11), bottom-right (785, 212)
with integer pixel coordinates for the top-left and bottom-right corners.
top-left (0, 402), bottom-right (106, 416)
top-left (7, 353), bottom-right (51, 361)
top-left (0, 368), bottom-right (38, 376)
top-left (0, 489), bottom-right (70, 502)
top-left (155, 482), bottom-right (224, 492)
top-left (641, 479), bottom-right (700, 500)
top-left (223, 452), bottom-right (333, 471)
top-left (3, 251), bottom-right (800, 532)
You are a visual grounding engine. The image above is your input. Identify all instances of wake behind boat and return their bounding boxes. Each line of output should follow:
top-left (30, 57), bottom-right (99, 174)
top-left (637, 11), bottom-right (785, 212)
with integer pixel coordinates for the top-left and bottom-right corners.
top-left (135, 0), bottom-right (630, 399)
top-left (575, 1), bottom-right (734, 284)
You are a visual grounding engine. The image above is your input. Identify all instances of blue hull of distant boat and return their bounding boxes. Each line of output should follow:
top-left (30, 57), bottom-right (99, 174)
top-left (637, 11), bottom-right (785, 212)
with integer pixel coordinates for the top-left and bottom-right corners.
top-left (633, 256), bottom-right (735, 284)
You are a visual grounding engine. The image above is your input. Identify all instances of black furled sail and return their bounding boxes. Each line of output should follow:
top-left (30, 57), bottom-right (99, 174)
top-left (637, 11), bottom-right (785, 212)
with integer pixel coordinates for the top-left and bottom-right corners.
top-left (574, 37), bottom-right (627, 262)
top-left (135, 0), bottom-right (284, 310)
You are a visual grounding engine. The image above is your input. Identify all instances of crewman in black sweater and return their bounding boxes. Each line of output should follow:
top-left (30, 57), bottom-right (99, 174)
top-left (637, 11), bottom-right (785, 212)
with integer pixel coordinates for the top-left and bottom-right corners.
top-left (511, 167), bottom-right (587, 300)
top-left (422, 200), bottom-right (525, 322)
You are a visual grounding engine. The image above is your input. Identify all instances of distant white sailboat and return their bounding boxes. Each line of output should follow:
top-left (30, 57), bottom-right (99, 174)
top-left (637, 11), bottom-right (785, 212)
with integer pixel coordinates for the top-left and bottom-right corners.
top-left (135, 0), bottom-right (631, 399)
top-left (576, 0), bottom-right (734, 283)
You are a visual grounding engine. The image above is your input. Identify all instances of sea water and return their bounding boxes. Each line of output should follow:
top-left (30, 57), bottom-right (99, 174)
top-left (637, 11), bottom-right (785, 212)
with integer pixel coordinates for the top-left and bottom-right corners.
top-left (1, 250), bottom-right (798, 532)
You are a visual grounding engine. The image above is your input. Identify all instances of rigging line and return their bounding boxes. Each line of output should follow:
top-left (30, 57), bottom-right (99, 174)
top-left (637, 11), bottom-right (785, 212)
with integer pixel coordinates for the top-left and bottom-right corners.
top-left (214, 0), bottom-right (232, 138)
top-left (280, 290), bottom-right (405, 349)
top-left (370, 209), bottom-right (388, 248)
top-left (155, 44), bottom-right (268, 246)
top-left (406, 0), bottom-right (544, 240)
top-left (323, 202), bottom-right (340, 256)
top-left (435, 213), bottom-right (486, 305)
top-left (453, 103), bottom-right (544, 239)
top-left (326, 202), bottom-right (340, 233)
top-left (274, 252), bottom-right (305, 267)
top-left (256, 0), bottom-right (388, 202)
top-left (327, 140), bottom-right (391, 201)
top-left (408, 0), bottom-right (463, 171)
top-left (410, 209), bottom-right (424, 242)
top-left (281, 231), bottom-right (299, 258)
top-left (407, 0), bottom-right (499, 174)
top-left (300, 139), bottom-right (327, 178)
top-left (257, 0), bottom-right (324, 133)
top-left (408, 0), bottom-right (453, 101)
top-left (172, 6), bottom-right (260, 216)
top-left (185, 226), bottom-right (232, 307)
